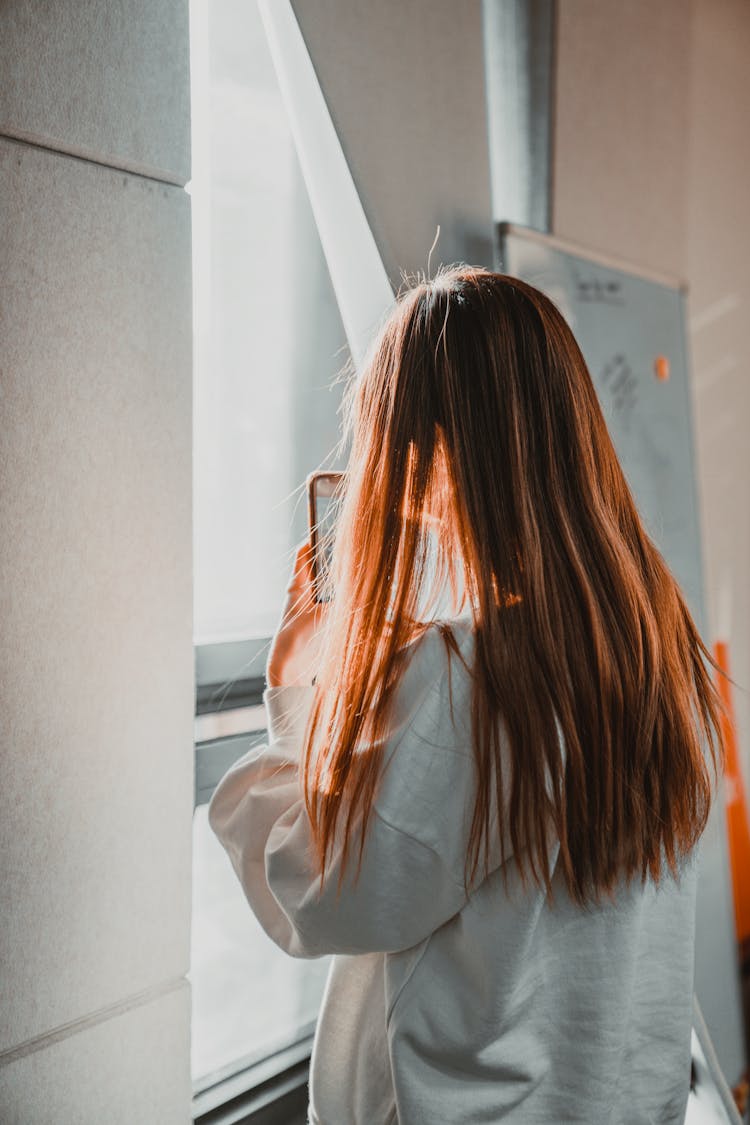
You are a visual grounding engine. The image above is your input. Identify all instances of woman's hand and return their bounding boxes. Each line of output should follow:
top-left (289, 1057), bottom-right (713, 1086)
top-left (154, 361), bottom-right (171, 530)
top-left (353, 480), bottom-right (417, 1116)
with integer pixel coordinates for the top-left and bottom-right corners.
top-left (266, 540), bottom-right (329, 688)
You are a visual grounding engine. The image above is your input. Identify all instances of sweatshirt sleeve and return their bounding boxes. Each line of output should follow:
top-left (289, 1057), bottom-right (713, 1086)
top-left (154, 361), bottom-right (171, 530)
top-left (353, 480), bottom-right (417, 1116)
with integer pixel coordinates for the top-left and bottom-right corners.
top-left (207, 629), bottom-right (480, 959)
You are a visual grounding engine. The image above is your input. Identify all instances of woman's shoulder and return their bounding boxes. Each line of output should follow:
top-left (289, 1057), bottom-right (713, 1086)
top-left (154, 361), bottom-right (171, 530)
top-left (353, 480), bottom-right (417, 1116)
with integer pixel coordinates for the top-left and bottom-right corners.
top-left (384, 614), bottom-right (477, 760)
top-left (401, 612), bottom-right (476, 673)
top-left (372, 616), bottom-right (480, 859)
top-left (393, 616), bottom-right (474, 729)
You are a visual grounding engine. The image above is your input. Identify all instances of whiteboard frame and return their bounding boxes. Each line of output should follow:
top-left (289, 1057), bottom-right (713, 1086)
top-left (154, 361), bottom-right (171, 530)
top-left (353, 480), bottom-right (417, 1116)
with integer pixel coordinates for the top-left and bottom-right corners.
top-left (497, 220), bottom-right (689, 294)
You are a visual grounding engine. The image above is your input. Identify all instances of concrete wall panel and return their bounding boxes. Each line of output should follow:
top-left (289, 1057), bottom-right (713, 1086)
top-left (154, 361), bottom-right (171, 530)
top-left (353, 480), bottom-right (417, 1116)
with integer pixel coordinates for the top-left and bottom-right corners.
top-left (686, 0), bottom-right (750, 790)
top-left (0, 136), bottom-right (193, 1053)
top-left (0, 985), bottom-right (190, 1125)
top-left (0, 1), bottom-right (190, 184)
top-left (554, 0), bottom-right (691, 280)
top-left (290, 0), bottom-right (494, 283)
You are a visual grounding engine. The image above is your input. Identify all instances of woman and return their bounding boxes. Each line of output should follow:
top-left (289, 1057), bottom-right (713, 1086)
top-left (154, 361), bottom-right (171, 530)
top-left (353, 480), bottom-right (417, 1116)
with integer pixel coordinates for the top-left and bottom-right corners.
top-left (208, 266), bottom-right (726, 1124)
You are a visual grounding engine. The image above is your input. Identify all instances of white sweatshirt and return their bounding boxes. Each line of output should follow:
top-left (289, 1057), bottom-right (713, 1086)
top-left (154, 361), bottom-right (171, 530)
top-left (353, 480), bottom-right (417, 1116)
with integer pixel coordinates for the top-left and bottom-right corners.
top-left (208, 618), bottom-right (698, 1124)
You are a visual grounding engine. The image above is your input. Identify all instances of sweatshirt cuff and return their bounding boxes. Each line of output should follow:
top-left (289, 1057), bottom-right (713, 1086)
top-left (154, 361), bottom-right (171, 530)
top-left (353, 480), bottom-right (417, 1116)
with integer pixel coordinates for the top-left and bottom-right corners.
top-left (263, 684), bottom-right (316, 745)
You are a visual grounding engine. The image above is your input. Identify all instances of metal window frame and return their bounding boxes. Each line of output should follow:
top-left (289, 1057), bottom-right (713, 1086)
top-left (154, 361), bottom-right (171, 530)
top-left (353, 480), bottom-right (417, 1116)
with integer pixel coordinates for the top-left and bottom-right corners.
top-left (194, 637), bottom-right (272, 805)
top-left (192, 1029), bottom-right (315, 1124)
top-left (192, 638), bottom-right (318, 1123)
top-left (195, 637), bottom-right (269, 714)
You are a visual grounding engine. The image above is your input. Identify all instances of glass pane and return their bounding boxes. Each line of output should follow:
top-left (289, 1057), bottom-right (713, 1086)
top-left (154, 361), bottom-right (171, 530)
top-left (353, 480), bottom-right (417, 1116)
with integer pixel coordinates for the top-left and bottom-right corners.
top-left (190, 803), bottom-right (330, 1089)
top-left (191, 0), bottom-right (348, 644)
top-left (189, 0), bottom-right (343, 1093)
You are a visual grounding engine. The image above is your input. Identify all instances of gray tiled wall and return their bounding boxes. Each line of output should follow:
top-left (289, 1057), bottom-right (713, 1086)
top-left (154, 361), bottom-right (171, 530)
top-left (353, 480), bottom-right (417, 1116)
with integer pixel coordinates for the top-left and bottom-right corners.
top-left (0, 2), bottom-right (193, 1120)
top-left (0, 1), bottom-right (190, 183)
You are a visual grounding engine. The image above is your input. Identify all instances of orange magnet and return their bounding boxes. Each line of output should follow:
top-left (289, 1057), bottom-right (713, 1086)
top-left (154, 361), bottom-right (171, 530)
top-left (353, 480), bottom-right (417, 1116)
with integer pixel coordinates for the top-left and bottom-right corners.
top-left (654, 355), bottom-right (670, 382)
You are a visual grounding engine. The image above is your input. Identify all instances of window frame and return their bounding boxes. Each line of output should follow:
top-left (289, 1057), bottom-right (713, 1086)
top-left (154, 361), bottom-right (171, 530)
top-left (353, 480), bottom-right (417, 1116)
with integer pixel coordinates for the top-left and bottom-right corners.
top-left (194, 638), bottom-right (271, 806)
top-left (191, 1028), bottom-right (314, 1123)
top-left (192, 637), bottom-right (322, 1123)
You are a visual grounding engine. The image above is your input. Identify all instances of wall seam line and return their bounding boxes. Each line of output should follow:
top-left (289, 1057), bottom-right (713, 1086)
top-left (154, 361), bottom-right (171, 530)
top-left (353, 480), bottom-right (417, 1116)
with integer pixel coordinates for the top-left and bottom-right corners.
top-left (0, 976), bottom-right (189, 1067)
top-left (0, 129), bottom-right (189, 188)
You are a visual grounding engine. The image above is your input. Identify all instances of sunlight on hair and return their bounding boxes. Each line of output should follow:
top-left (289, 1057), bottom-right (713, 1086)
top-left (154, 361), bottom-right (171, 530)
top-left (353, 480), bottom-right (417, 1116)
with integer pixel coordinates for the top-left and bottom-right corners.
top-left (300, 266), bottom-right (727, 909)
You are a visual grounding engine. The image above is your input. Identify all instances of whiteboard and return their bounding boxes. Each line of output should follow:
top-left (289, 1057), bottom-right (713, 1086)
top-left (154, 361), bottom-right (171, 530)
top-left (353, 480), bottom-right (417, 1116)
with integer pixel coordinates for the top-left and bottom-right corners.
top-left (499, 223), bottom-right (745, 1087)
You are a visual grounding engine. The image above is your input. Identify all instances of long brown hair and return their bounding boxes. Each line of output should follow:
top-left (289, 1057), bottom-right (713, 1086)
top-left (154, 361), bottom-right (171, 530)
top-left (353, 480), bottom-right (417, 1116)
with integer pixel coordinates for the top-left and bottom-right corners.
top-left (301, 264), bottom-right (727, 908)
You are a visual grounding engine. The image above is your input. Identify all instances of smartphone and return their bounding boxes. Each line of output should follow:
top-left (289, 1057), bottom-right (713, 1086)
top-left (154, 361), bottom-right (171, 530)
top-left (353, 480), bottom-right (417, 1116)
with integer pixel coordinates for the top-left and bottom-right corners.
top-left (307, 471), bottom-right (345, 601)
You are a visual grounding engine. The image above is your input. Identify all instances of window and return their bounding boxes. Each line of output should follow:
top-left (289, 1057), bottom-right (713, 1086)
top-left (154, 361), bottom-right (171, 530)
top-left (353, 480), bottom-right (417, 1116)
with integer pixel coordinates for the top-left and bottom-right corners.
top-left (189, 0), bottom-right (346, 1110)
top-left (191, 0), bottom-right (347, 645)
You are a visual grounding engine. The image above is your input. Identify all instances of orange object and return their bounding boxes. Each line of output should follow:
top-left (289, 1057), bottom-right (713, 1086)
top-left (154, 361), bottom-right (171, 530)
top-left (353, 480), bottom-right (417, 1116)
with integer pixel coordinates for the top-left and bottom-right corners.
top-left (654, 355), bottom-right (670, 382)
top-left (714, 640), bottom-right (750, 944)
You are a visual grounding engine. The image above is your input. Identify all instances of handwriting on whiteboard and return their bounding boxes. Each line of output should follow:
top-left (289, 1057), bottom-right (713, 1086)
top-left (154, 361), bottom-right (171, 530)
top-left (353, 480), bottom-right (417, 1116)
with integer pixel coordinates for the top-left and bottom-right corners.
top-left (599, 353), bottom-right (638, 426)
top-left (574, 270), bottom-right (623, 305)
